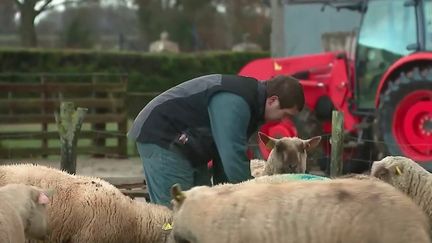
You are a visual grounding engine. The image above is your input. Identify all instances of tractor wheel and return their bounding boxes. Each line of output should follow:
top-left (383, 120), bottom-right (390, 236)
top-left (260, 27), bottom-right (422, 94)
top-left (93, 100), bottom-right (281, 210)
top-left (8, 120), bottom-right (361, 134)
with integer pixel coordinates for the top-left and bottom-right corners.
top-left (375, 67), bottom-right (432, 164)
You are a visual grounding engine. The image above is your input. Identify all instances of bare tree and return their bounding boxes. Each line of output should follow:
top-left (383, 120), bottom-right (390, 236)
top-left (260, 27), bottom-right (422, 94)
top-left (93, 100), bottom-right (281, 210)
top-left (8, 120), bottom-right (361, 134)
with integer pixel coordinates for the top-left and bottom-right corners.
top-left (223, 0), bottom-right (270, 49)
top-left (13, 0), bottom-right (97, 47)
top-left (0, 0), bottom-right (17, 34)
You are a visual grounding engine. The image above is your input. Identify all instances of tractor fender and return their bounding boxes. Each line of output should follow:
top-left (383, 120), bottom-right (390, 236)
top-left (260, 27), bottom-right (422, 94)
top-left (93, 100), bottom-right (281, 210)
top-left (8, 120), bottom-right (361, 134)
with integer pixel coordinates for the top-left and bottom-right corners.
top-left (375, 52), bottom-right (432, 107)
top-left (238, 57), bottom-right (276, 81)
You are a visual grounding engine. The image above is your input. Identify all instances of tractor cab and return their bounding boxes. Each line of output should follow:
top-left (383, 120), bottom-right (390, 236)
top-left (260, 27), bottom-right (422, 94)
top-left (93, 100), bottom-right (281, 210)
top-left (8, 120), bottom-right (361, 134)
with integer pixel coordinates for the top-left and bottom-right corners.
top-left (353, 0), bottom-right (432, 165)
top-left (354, 0), bottom-right (422, 110)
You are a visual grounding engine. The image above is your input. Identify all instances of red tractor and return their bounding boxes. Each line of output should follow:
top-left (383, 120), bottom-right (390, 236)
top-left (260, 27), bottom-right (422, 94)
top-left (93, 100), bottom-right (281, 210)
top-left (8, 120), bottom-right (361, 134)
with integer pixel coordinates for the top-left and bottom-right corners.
top-left (240, 0), bottom-right (432, 172)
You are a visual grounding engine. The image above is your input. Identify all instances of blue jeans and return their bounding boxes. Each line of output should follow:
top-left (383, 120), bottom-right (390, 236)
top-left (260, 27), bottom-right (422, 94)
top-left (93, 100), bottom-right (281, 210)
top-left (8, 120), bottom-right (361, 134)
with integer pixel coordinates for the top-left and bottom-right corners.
top-left (136, 142), bottom-right (212, 207)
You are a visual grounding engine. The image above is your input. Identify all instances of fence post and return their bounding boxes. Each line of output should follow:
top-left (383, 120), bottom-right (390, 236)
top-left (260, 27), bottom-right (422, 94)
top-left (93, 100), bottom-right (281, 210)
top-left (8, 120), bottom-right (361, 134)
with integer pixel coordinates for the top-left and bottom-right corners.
top-left (55, 102), bottom-right (87, 174)
top-left (330, 110), bottom-right (344, 177)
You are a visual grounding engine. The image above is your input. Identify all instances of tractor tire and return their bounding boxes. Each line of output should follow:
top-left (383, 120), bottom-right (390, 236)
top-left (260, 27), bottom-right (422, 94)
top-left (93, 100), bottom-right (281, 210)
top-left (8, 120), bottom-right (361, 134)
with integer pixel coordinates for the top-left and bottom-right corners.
top-left (375, 67), bottom-right (432, 165)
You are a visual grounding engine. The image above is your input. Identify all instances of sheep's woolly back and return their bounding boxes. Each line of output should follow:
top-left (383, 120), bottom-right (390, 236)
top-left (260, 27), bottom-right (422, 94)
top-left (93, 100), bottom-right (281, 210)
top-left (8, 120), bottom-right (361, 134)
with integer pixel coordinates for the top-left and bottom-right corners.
top-left (0, 184), bottom-right (43, 243)
top-left (247, 173), bottom-right (329, 184)
top-left (172, 178), bottom-right (430, 243)
top-left (210, 173), bottom-right (329, 191)
top-left (0, 164), bottom-right (172, 243)
top-left (338, 173), bottom-right (377, 180)
top-left (371, 156), bottom-right (432, 227)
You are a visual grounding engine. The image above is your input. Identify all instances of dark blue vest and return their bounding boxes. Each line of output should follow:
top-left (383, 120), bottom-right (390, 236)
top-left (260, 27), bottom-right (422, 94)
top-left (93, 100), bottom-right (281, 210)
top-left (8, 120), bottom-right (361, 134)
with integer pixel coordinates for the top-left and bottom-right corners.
top-left (128, 74), bottom-right (266, 166)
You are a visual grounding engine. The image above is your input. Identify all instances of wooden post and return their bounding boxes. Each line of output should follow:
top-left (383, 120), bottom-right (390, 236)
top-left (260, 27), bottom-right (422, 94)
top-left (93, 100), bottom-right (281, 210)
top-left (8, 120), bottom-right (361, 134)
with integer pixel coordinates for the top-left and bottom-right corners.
top-left (330, 110), bottom-right (344, 177)
top-left (55, 102), bottom-right (87, 174)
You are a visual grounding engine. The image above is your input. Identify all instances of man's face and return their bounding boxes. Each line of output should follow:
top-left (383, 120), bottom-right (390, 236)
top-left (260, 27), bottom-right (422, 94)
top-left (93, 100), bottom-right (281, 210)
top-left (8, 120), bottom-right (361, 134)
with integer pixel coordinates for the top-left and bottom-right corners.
top-left (264, 96), bottom-right (299, 122)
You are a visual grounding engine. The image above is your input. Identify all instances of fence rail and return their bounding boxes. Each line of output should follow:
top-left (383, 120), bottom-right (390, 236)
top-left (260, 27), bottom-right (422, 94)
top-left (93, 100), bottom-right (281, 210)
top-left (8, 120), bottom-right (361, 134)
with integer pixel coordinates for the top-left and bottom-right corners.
top-left (0, 75), bottom-right (128, 159)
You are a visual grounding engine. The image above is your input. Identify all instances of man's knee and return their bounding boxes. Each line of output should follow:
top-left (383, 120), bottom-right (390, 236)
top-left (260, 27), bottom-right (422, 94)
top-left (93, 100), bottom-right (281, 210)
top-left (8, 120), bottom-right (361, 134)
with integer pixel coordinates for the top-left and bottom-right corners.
top-left (135, 142), bottom-right (195, 206)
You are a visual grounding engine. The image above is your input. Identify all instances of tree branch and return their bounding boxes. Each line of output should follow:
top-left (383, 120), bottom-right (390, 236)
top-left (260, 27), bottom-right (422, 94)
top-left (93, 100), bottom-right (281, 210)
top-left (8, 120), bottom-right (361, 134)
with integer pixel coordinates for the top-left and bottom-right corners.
top-left (35, 0), bottom-right (53, 14)
top-left (14, 0), bottom-right (23, 8)
top-left (36, 0), bottom-right (92, 14)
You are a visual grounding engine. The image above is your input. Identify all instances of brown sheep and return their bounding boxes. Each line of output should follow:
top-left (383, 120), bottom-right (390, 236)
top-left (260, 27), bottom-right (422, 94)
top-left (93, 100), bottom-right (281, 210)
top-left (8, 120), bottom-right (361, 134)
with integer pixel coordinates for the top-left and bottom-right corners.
top-left (250, 132), bottom-right (321, 177)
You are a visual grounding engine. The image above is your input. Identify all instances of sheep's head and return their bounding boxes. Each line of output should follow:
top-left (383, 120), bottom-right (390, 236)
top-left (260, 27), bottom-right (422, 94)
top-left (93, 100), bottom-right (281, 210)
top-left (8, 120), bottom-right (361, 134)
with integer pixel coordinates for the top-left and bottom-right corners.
top-left (258, 132), bottom-right (321, 174)
top-left (169, 184), bottom-right (197, 243)
top-left (2, 184), bottom-right (54, 241)
top-left (170, 184), bottom-right (215, 211)
top-left (26, 186), bottom-right (54, 240)
top-left (169, 183), bottom-right (237, 243)
top-left (370, 156), bottom-right (427, 193)
top-left (170, 184), bottom-right (187, 212)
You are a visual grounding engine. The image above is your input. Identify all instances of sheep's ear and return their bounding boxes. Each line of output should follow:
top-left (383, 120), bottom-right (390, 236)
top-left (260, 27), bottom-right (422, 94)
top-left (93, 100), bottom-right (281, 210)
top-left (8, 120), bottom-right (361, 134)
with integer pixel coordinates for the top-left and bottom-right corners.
top-left (30, 187), bottom-right (51, 205)
top-left (371, 161), bottom-right (389, 178)
top-left (258, 132), bottom-right (277, 150)
top-left (303, 136), bottom-right (321, 151)
top-left (38, 192), bottom-right (50, 205)
top-left (171, 183), bottom-right (186, 205)
top-left (394, 165), bottom-right (403, 176)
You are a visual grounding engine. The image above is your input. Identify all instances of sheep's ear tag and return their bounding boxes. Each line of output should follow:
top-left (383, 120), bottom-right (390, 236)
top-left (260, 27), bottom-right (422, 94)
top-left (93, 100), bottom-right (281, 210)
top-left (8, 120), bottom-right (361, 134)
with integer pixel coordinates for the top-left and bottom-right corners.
top-left (162, 222), bottom-right (173, 231)
top-left (171, 183), bottom-right (186, 204)
top-left (395, 166), bottom-right (403, 176)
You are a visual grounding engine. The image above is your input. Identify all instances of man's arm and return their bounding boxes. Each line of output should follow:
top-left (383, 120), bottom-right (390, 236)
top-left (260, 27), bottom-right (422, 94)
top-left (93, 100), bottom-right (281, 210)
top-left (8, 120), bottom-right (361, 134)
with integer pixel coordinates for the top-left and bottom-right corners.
top-left (208, 92), bottom-right (253, 183)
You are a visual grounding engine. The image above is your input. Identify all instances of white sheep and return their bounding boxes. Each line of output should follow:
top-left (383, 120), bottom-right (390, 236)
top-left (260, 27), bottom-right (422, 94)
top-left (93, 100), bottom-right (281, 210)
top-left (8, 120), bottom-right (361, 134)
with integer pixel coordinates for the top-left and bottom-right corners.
top-left (0, 164), bottom-right (172, 243)
top-left (370, 156), bottom-right (432, 229)
top-left (169, 178), bottom-right (430, 243)
top-left (250, 132), bottom-right (321, 177)
top-left (0, 184), bottom-right (52, 243)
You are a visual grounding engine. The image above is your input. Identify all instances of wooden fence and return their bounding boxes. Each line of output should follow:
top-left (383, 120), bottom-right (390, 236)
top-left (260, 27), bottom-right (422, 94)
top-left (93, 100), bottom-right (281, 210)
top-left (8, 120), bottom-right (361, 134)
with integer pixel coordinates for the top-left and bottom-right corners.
top-left (0, 77), bottom-right (128, 158)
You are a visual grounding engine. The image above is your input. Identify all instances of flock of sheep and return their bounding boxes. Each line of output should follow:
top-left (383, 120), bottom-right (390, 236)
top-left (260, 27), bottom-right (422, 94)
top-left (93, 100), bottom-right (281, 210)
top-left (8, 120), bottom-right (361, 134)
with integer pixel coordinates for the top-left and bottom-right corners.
top-left (1, 132), bottom-right (432, 243)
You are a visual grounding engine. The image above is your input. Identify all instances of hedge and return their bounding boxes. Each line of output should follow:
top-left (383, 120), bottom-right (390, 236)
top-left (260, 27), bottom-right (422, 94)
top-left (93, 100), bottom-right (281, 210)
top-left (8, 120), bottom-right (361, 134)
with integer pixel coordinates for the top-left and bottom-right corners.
top-left (0, 48), bottom-right (270, 92)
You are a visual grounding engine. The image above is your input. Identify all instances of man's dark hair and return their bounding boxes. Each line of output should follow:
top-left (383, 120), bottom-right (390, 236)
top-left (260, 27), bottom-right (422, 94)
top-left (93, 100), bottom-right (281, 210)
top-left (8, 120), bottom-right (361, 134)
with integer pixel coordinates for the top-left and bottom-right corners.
top-left (266, 75), bottom-right (305, 111)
